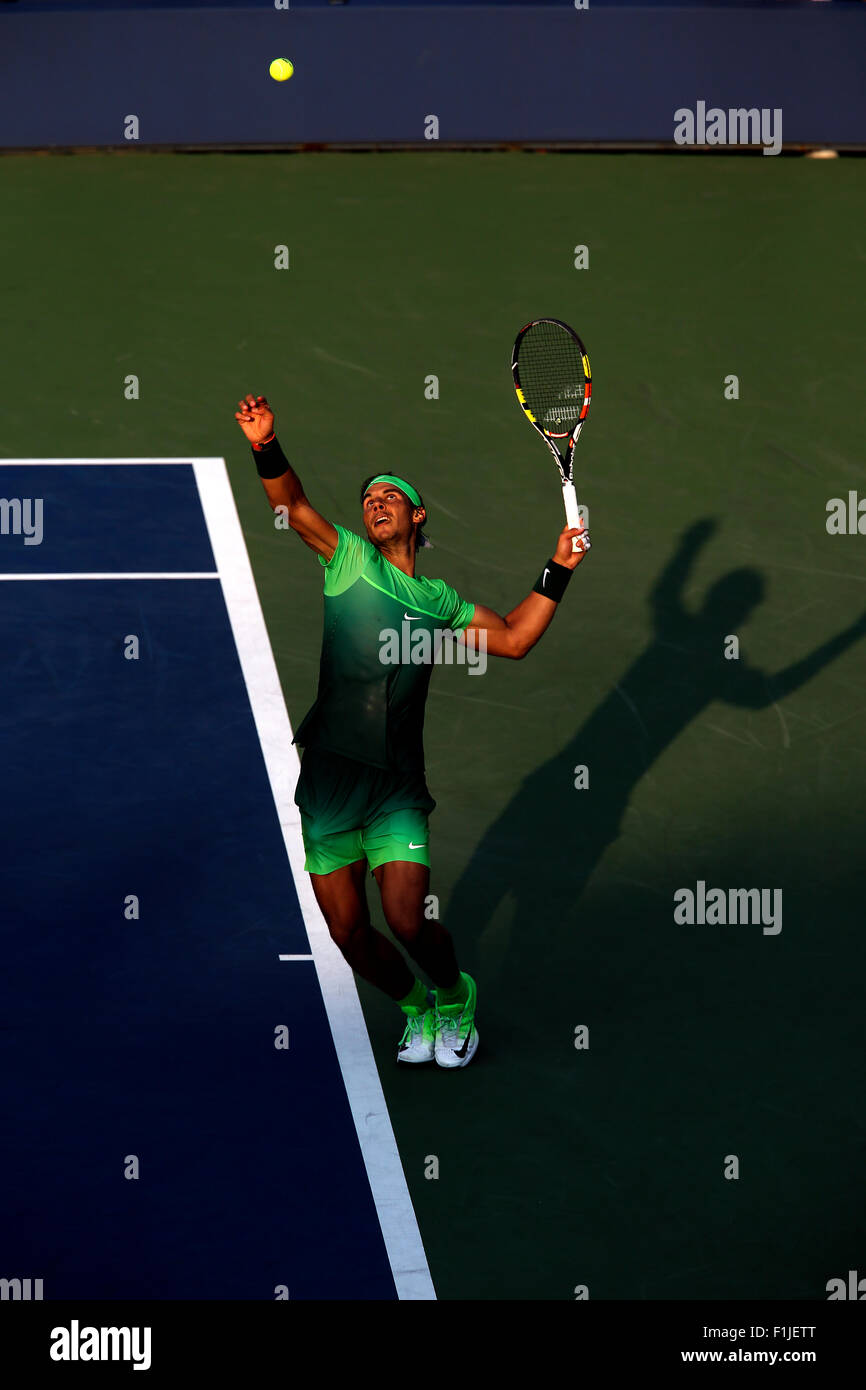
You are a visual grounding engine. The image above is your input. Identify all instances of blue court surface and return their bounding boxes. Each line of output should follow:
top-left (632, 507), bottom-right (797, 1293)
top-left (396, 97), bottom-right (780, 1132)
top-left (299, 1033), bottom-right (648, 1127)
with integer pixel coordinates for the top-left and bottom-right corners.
top-left (0, 458), bottom-right (433, 1300)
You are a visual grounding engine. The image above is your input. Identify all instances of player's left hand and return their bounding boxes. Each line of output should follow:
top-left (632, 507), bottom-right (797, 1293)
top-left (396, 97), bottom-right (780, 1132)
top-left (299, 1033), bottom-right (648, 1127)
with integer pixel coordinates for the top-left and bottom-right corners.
top-left (555, 524), bottom-right (591, 569)
top-left (235, 393), bottom-right (275, 446)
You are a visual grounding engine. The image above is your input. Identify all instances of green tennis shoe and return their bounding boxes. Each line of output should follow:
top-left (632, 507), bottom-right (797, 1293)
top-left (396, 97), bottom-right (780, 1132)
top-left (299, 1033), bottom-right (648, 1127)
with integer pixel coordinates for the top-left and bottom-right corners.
top-left (434, 972), bottom-right (479, 1069)
top-left (397, 1004), bottom-right (437, 1064)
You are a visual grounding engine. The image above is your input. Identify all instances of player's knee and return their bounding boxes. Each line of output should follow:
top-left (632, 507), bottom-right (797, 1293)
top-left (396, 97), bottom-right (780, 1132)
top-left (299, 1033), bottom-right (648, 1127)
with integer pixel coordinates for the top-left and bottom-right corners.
top-left (384, 911), bottom-right (422, 947)
top-left (326, 910), bottom-right (371, 953)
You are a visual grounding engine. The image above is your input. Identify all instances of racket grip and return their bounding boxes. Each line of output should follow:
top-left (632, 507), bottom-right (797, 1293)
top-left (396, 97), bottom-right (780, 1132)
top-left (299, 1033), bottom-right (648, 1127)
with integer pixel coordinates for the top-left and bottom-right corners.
top-left (562, 481), bottom-right (588, 554)
top-left (562, 480), bottom-right (580, 539)
top-left (562, 481), bottom-right (581, 529)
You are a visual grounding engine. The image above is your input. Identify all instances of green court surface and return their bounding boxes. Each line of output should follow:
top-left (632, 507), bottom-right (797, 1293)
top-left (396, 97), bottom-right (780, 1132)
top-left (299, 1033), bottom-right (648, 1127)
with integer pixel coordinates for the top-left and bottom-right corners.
top-left (2, 151), bottom-right (864, 1299)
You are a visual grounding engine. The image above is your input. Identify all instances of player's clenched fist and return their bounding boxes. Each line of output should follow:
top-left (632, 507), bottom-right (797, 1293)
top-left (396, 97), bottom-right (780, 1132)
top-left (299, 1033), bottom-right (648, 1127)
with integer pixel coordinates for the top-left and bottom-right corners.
top-left (554, 524), bottom-right (591, 569)
top-left (234, 393), bottom-right (275, 445)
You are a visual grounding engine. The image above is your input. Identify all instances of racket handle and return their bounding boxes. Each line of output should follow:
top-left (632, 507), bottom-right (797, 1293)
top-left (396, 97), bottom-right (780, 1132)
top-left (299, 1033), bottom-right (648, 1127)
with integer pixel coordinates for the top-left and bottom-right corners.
top-left (562, 481), bottom-right (583, 552)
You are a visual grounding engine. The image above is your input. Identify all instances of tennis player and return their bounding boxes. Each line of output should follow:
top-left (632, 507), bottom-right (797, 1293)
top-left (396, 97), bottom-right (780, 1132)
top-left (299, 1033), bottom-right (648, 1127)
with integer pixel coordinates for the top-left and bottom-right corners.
top-left (235, 393), bottom-right (589, 1068)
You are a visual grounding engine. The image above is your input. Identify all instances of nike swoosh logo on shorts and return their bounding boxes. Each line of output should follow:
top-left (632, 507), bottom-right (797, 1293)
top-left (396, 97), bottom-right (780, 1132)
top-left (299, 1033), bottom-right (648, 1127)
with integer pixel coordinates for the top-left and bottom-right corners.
top-left (408, 842), bottom-right (427, 849)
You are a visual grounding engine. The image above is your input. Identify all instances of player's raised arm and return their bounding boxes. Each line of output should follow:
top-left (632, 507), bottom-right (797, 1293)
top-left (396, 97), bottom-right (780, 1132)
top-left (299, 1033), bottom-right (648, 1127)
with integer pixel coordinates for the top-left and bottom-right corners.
top-left (464, 522), bottom-right (589, 659)
top-left (234, 393), bottom-right (338, 560)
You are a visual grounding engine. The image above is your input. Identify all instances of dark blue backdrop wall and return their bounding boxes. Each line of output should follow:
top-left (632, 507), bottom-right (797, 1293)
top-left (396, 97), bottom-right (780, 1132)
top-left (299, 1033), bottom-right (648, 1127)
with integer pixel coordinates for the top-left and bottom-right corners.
top-left (0, 4), bottom-right (864, 148)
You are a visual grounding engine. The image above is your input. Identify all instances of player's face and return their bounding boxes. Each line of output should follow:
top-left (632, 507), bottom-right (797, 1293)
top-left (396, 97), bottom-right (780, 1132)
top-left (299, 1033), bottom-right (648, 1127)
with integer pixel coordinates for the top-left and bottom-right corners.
top-left (362, 484), bottom-right (420, 546)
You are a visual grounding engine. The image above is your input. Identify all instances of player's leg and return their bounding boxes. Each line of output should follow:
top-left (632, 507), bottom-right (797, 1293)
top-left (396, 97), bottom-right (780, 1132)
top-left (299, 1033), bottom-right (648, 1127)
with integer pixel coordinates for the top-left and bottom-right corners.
top-left (308, 844), bottom-right (439, 1065)
top-left (372, 857), bottom-right (478, 1070)
top-left (297, 747), bottom-right (418, 1000)
top-left (365, 803), bottom-right (479, 1069)
top-left (308, 857), bottom-right (415, 1001)
top-left (371, 859), bottom-right (461, 990)
top-left (296, 749), bottom-right (439, 1063)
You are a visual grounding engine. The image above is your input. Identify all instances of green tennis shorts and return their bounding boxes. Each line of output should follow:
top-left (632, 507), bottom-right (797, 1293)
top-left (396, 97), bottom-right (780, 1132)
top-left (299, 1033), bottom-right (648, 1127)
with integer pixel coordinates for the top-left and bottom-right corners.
top-left (295, 747), bottom-right (436, 875)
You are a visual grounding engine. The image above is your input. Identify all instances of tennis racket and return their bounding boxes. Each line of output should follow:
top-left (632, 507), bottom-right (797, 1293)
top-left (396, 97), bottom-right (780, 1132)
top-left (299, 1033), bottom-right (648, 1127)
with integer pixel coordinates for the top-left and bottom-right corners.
top-left (511, 318), bottom-right (592, 553)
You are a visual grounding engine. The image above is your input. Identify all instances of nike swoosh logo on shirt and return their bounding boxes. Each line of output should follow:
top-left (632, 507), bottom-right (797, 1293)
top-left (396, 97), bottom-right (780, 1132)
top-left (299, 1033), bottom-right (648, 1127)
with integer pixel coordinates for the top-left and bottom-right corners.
top-left (403, 613), bottom-right (423, 621)
top-left (408, 842), bottom-right (427, 849)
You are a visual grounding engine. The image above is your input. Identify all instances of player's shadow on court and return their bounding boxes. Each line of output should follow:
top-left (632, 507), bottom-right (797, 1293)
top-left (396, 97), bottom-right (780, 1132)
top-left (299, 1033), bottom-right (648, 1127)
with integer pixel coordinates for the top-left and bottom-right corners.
top-left (448, 517), bottom-right (866, 977)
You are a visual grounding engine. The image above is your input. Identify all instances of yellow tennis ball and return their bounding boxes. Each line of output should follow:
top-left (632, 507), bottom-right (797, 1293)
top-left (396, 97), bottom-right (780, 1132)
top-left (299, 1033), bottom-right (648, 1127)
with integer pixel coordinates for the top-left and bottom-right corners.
top-left (269, 58), bottom-right (294, 83)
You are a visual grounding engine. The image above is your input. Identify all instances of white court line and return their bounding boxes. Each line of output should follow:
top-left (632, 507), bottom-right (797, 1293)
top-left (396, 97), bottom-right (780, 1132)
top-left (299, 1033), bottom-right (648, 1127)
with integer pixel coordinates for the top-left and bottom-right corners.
top-left (2, 457), bottom-right (225, 466)
top-left (193, 457), bottom-right (436, 1303)
top-left (0, 573), bottom-right (219, 580)
top-left (278, 954), bottom-right (315, 962)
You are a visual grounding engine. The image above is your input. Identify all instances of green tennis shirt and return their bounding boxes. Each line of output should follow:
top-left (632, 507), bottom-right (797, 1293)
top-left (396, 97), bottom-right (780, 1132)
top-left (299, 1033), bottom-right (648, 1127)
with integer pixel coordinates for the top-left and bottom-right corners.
top-left (293, 525), bottom-right (476, 771)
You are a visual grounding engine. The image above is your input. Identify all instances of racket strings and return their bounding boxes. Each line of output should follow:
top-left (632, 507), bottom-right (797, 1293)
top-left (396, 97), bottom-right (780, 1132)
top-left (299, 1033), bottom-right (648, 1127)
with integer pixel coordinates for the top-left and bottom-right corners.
top-left (517, 322), bottom-right (587, 435)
